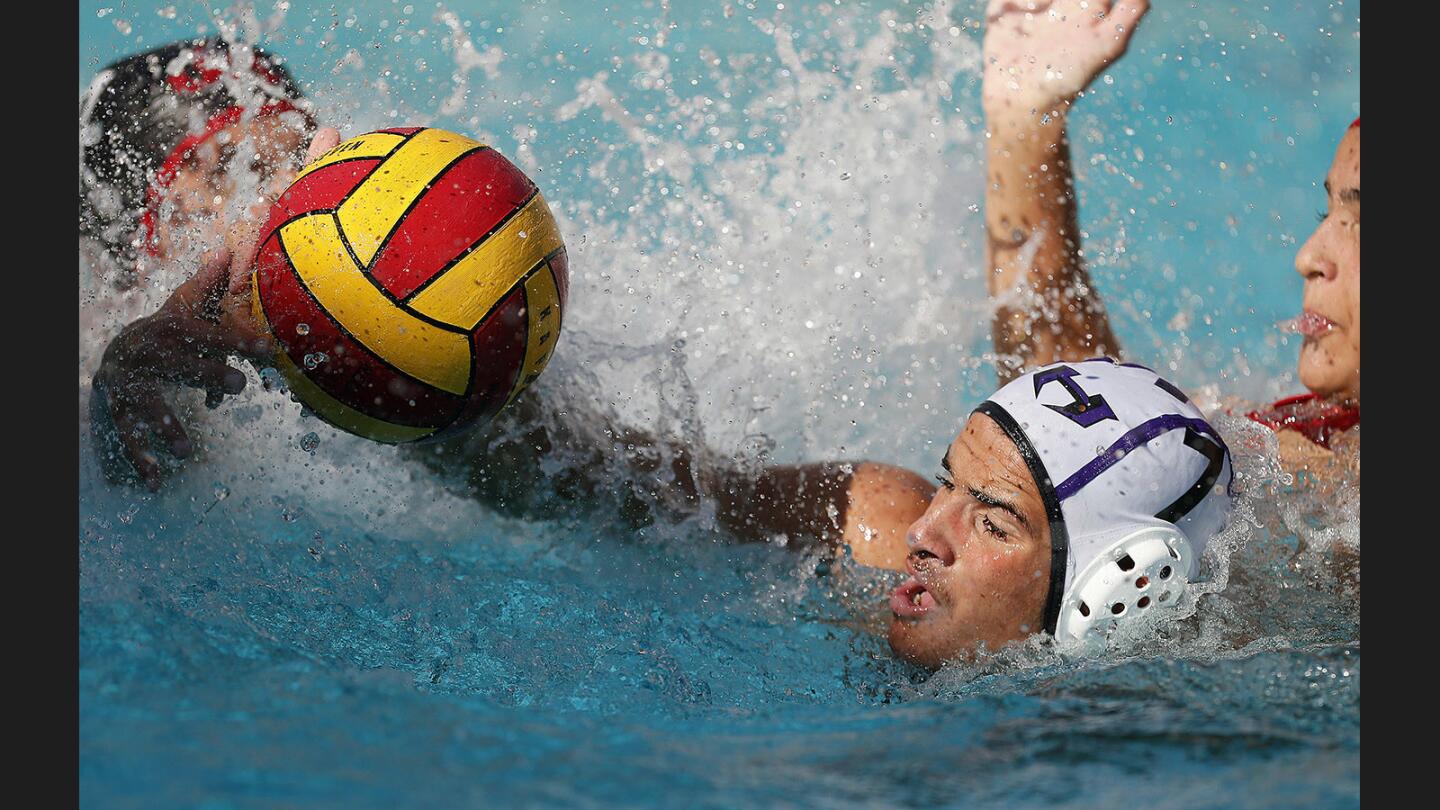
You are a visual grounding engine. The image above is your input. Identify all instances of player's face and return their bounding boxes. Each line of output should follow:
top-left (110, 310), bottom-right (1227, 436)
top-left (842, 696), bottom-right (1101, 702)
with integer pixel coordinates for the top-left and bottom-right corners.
top-left (1294, 127), bottom-right (1360, 400)
top-left (887, 413), bottom-right (1051, 668)
top-left (152, 114), bottom-right (307, 262)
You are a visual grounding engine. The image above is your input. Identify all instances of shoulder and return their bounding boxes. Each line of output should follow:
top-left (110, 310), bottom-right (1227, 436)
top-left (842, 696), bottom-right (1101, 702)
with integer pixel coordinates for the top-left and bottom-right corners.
top-left (841, 462), bottom-right (935, 571)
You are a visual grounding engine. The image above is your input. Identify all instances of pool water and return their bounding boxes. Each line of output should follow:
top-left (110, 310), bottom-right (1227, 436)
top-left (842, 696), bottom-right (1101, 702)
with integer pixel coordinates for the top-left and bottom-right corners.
top-left (79, 1), bottom-right (1360, 807)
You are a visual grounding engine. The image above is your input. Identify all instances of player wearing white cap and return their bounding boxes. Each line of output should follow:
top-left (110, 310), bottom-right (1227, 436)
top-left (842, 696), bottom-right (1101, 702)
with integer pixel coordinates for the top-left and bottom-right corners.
top-left (850, 358), bottom-right (1231, 664)
top-left (421, 354), bottom-right (1234, 667)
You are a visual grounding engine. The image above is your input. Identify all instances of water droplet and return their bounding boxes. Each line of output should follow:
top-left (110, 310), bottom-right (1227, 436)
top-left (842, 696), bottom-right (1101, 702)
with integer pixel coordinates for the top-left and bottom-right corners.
top-left (303, 352), bottom-right (328, 370)
top-left (214, 485), bottom-right (230, 501)
top-left (839, 172), bottom-right (851, 180)
top-left (296, 323), bottom-right (311, 336)
top-left (518, 230), bottom-right (529, 239)
top-left (114, 18), bottom-right (132, 35)
top-left (300, 432), bottom-right (320, 453)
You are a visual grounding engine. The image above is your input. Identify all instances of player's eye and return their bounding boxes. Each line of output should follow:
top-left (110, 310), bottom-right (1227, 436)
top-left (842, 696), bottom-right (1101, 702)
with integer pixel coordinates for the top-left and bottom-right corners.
top-left (981, 515), bottom-right (1009, 541)
top-left (934, 473), bottom-right (955, 491)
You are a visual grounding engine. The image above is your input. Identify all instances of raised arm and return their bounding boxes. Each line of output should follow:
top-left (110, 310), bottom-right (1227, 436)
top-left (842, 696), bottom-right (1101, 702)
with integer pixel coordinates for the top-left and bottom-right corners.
top-left (981, 0), bottom-right (1148, 383)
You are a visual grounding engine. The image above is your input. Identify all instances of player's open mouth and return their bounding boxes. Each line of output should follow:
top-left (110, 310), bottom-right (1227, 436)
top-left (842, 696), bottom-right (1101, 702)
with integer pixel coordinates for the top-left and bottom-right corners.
top-left (1294, 310), bottom-right (1337, 339)
top-left (1277, 310), bottom-right (1338, 339)
top-left (890, 577), bottom-right (936, 619)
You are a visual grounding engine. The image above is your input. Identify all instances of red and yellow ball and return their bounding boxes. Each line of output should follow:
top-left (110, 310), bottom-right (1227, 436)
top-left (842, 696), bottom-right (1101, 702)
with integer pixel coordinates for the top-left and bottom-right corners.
top-left (250, 127), bottom-right (568, 443)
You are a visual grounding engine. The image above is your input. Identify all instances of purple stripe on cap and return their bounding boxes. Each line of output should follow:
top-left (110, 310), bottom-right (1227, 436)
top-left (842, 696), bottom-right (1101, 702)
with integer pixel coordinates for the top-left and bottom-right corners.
top-left (1055, 414), bottom-right (1228, 502)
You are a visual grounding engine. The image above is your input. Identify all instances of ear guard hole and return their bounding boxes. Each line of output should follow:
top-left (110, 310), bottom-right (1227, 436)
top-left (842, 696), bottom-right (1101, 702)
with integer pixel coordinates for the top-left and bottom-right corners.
top-left (1137, 596), bottom-right (1151, 608)
top-left (1116, 554), bottom-right (1136, 571)
top-left (1079, 602), bottom-right (1091, 617)
top-left (1110, 603), bottom-right (1125, 615)
top-left (1135, 576), bottom-right (1149, 589)
top-left (1159, 565), bottom-right (1173, 580)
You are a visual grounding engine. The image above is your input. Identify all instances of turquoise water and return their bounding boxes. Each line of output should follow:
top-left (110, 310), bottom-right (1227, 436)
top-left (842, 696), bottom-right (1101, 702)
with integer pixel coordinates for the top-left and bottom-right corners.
top-left (80, 2), bottom-right (1360, 807)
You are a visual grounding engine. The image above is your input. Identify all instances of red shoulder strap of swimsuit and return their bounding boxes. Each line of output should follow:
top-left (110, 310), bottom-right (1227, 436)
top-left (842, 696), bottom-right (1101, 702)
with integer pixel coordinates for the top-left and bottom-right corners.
top-left (1246, 393), bottom-right (1360, 449)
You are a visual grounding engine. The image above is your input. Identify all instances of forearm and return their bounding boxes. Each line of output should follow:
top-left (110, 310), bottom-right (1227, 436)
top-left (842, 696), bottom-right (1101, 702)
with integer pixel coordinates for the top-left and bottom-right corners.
top-left (984, 108), bottom-right (1120, 384)
top-left (709, 461), bottom-right (855, 548)
top-left (420, 393), bottom-right (863, 550)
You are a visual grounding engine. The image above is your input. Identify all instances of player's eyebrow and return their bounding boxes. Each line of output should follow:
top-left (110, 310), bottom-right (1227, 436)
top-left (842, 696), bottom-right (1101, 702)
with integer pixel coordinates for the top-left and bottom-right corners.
top-left (967, 485), bottom-right (1031, 531)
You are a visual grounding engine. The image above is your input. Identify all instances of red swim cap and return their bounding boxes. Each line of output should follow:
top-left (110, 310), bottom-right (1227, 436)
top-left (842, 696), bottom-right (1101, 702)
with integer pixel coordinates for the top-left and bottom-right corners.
top-left (1350, 116), bottom-right (1360, 129)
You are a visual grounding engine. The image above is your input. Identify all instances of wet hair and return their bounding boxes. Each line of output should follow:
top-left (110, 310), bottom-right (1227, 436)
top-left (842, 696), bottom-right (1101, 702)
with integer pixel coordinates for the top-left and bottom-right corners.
top-left (79, 37), bottom-right (311, 265)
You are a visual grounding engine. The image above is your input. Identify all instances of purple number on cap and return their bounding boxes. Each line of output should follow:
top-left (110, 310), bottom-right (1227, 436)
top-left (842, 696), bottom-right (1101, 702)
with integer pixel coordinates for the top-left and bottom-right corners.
top-left (1032, 365), bottom-right (1118, 428)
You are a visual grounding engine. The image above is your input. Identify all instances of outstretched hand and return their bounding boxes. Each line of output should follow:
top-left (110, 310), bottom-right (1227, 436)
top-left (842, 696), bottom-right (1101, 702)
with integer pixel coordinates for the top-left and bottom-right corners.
top-left (982, 0), bottom-right (1149, 116)
top-left (94, 249), bottom-right (273, 489)
top-left (92, 126), bottom-right (342, 490)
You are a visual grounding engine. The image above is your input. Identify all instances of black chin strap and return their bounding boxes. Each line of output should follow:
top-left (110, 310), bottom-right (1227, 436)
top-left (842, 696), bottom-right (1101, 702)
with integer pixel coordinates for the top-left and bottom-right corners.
top-left (973, 401), bottom-right (1069, 635)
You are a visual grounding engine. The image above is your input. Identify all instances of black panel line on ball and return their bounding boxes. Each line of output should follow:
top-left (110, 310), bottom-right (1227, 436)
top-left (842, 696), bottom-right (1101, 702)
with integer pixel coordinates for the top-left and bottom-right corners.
top-left (292, 154), bottom-right (387, 181)
top-left (273, 226), bottom-right (468, 427)
top-left (462, 256), bottom-right (555, 339)
top-left (322, 213), bottom-right (472, 336)
top-left (329, 127), bottom-right (432, 210)
top-left (259, 208), bottom-right (338, 250)
top-left (354, 143), bottom-right (492, 275)
top-left (329, 126), bottom-right (469, 211)
top-left (399, 186), bottom-right (542, 304)
top-left (256, 248), bottom-right (439, 440)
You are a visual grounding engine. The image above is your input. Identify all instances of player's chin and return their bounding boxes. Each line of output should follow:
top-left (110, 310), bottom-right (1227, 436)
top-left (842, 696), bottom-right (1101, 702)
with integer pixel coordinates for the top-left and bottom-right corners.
top-left (1298, 339), bottom-right (1357, 396)
top-left (887, 616), bottom-right (948, 669)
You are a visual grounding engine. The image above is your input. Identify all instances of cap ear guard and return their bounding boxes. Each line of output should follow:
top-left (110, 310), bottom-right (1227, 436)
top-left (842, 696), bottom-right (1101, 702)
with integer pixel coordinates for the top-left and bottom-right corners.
top-left (1053, 524), bottom-right (1196, 652)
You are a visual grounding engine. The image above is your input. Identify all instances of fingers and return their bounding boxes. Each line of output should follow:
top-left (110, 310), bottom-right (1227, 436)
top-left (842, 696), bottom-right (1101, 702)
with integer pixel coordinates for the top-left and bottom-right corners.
top-left (1099, 0), bottom-right (1148, 36)
top-left (1093, 0), bottom-right (1148, 64)
top-left (212, 270), bottom-right (276, 362)
top-left (111, 399), bottom-right (164, 491)
top-left (986, 0), bottom-right (1055, 24)
top-left (305, 127), bottom-right (342, 163)
top-left (110, 388), bottom-right (198, 490)
top-left (220, 311), bottom-right (276, 364)
top-left (167, 354), bottom-right (248, 396)
top-left (157, 310), bottom-right (263, 359)
top-left (141, 394), bottom-right (193, 460)
top-left (113, 314), bottom-right (259, 394)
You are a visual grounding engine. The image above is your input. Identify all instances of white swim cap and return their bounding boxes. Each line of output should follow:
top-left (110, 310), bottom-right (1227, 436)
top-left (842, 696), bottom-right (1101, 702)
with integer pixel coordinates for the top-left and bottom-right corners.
top-left (973, 358), bottom-right (1234, 650)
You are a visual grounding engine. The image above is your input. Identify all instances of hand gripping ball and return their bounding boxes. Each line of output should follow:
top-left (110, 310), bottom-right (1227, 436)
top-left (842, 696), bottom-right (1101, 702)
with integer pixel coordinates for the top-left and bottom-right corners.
top-left (250, 127), bottom-right (568, 443)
